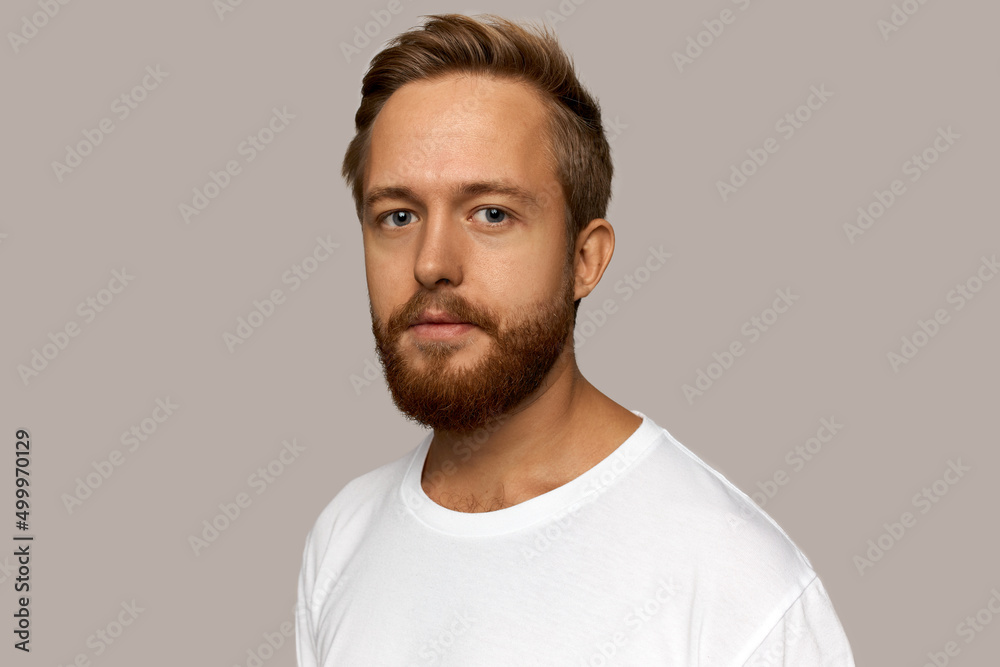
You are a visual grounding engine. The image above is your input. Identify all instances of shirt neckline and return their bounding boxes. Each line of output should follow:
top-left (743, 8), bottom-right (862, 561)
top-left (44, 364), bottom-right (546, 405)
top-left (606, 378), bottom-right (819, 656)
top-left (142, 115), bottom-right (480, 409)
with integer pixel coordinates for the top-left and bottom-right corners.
top-left (398, 409), bottom-right (662, 537)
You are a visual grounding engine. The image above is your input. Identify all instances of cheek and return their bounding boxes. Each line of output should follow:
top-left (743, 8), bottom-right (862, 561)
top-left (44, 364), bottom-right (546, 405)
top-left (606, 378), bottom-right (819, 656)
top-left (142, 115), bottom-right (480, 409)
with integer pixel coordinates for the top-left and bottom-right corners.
top-left (478, 258), bottom-right (565, 312)
top-left (364, 251), bottom-right (405, 318)
top-left (518, 239), bottom-right (570, 299)
top-left (478, 228), bottom-right (566, 300)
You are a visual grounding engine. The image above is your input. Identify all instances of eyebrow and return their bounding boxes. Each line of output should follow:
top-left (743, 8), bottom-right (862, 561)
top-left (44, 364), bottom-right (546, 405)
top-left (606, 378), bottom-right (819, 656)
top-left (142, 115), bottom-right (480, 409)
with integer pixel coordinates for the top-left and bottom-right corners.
top-left (362, 180), bottom-right (541, 217)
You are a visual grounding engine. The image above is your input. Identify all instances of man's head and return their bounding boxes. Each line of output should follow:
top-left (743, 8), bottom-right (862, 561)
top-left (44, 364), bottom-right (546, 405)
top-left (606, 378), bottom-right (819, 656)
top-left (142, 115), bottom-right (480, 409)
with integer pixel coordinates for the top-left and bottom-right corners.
top-left (343, 13), bottom-right (613, 274)
top-left (343, 14), bottom-right (616, 433)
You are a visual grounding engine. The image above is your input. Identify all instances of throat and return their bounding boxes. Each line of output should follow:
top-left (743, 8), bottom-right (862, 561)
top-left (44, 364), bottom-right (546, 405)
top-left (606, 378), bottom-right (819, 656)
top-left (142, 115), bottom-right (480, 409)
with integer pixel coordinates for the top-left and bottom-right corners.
top-left (423, 484), bottom-right (512, 513)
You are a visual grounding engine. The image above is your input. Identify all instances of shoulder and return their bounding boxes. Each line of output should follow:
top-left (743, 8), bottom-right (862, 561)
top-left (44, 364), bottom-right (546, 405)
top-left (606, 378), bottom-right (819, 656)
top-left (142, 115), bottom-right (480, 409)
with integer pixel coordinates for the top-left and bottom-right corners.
top-left (630, 418), bottom-right (850, 660)
top-left (301, 442), bottom-right (417, 562)
top-left (635, 419), bottom-right (818, 593)
top-left (740, 576), bottom-right (856, 665)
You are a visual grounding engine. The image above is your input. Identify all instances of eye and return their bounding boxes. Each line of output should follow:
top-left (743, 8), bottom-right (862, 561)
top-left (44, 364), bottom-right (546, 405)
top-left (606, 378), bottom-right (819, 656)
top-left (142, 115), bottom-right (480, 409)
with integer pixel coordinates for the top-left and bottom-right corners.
top-left (472, 207), bottom-right (510, 225)
top-left (380, 210), bottom-right (415, 228)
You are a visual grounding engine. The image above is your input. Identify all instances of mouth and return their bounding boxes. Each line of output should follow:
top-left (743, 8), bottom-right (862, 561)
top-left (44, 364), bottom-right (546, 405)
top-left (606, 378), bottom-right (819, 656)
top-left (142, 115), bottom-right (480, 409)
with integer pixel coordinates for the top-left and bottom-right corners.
top-left (409, 310), bottom-right (477, 340)
top-left (409, 322), bottom-right (476, 339)
top-left (410, 309), bottom-right (473, 326)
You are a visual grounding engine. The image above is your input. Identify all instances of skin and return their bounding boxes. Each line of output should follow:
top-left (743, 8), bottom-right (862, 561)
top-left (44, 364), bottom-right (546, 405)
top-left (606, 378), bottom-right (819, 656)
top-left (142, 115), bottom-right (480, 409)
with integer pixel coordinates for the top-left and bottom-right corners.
top-left (361, 72), bottom-right (642, 512)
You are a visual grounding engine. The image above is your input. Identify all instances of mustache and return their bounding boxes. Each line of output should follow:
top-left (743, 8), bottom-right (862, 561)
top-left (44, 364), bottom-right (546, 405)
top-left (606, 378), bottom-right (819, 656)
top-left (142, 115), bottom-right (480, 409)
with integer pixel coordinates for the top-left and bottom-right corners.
top-left (380, 291), bottom-right (501, 338)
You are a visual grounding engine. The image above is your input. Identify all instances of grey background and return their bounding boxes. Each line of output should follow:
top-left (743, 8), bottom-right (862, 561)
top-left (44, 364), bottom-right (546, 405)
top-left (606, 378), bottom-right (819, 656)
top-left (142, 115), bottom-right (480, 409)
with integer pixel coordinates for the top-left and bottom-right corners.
top-left (2, 0), bottom-right (998, 665)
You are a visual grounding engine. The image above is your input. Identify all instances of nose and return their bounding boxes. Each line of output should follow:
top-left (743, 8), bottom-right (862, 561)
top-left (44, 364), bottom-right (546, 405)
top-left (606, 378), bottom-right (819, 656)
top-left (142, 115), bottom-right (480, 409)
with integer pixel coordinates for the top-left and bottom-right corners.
top-left (413, 209), bottom-right (465, 290)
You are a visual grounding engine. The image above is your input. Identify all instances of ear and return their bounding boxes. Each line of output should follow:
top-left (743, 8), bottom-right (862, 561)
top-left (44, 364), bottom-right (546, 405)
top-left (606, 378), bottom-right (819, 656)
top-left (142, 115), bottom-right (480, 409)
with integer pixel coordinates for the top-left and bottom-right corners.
top-left (571, 218), bottom-right (615, 301)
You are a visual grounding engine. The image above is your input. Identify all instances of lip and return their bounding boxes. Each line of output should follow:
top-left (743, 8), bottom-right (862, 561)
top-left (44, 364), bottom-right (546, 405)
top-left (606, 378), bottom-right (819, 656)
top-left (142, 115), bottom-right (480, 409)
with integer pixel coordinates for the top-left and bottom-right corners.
top-left (411, 309), bottom-right (471, 326)
top-left (409, 322), bottom-right (476, 340)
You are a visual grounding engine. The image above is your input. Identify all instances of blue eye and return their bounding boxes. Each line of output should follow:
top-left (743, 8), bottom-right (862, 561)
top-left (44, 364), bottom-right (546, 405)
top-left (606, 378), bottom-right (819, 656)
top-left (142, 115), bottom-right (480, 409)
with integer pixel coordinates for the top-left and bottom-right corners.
top-left (384, 211), bottom-right (413, 227)
top-left (378, 208), bottom-right (511, 228)
top-left (474, 207), bottom-right (508, 224)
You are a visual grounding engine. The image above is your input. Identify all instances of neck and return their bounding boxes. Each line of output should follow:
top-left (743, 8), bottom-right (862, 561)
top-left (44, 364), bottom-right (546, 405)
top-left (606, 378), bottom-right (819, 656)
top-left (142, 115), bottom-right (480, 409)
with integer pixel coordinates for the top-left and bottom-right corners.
top-left (420, 351), bottom-right (642, 512)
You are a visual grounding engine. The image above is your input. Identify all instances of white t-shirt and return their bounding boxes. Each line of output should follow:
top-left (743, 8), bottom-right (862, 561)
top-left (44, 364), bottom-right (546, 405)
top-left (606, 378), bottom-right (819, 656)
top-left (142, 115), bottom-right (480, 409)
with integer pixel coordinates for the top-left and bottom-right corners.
top-left (296, 410), bottom-right (855, 666)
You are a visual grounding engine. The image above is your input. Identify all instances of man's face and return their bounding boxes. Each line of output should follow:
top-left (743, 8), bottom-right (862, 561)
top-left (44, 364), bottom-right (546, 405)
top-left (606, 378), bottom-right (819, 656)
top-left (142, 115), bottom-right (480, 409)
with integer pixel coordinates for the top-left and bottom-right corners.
top-left (361, 73), bottom-right (578, 434)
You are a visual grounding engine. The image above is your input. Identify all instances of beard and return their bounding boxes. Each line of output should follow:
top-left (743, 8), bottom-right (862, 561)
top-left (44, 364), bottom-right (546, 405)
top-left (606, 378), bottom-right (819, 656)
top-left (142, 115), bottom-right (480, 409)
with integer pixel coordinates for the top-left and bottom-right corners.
top-left (370, 267), bottom-right (577, 433)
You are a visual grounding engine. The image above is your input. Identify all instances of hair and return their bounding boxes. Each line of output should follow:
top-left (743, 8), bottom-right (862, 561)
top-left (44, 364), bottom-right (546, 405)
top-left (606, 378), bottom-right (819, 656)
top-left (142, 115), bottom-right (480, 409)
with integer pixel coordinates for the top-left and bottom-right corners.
top-left (341, 13), bottom-right (614, 290)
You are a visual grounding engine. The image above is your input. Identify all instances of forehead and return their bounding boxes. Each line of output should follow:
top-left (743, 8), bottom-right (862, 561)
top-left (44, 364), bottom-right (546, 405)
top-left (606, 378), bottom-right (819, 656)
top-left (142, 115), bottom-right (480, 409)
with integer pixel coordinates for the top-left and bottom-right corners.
top-left (365, 73), bottom-right (558, 195)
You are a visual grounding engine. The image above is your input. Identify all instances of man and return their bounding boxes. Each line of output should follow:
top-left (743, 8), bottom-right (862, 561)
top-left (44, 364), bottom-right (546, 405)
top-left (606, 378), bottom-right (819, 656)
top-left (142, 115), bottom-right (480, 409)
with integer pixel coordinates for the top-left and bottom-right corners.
top-left (296, 13), bottom-right (855, 665)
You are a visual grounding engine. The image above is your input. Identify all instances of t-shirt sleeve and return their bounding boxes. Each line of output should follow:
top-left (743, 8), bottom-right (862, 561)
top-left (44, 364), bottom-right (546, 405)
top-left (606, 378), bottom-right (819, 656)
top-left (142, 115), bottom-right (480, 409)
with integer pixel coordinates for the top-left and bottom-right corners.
top-left (740, 576), bottom-right (855, 667)
top-left (295, 529), bottom-right (318, 667)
